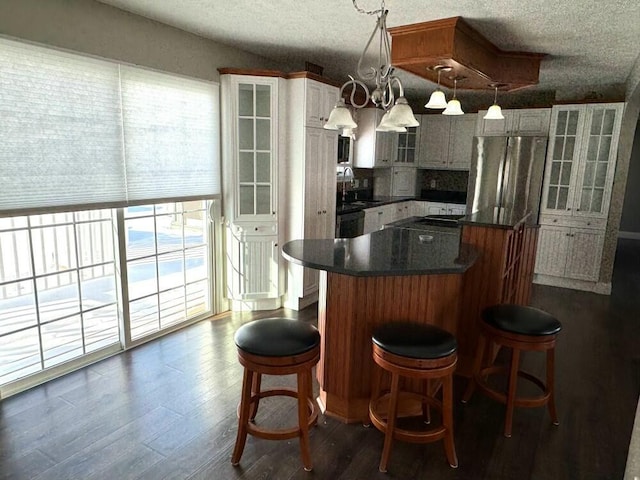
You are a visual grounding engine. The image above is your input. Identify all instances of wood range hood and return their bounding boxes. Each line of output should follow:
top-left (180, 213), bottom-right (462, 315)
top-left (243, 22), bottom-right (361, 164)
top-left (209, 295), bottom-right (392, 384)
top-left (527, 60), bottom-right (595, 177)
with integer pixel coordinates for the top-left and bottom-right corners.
top-left (388, 17), bottom-right (545, 92)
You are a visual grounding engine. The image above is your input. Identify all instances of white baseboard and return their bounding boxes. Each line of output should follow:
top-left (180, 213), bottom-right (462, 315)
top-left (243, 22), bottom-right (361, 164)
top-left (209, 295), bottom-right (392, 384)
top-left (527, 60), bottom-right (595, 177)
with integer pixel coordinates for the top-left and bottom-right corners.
top-left (283, 291), bottom-right (319, 311)
top-left (230, 297), bottom-right (282, 312)
top-left (618, 231), bottom-right (640, 240)
top-left (533, 274), bottom-right (611, 295)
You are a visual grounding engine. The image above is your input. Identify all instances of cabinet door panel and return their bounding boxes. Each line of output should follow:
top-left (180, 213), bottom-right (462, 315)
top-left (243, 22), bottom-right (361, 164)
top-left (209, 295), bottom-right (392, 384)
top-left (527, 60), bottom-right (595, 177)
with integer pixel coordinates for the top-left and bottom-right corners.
top-left (305, 81), bottom-right (323, 128)
top-left (419, 115), bottom-right (449, 168)
top-left (391, 168), bottom-right (417, 196)
top-left (541, 106), bottom-right (585, 216)
top-left (510, 109), bottom-right (551, 136)
top-left (534, 226), bottom-right (569, 277)
top-left (476, 110), bottom-right (513, 136)
top-left (573, 104), bottom-right (623, 218)
top-left (565, 228), bottom-right (604, 281)
top-left (448, 115), bottom-right (476, 170)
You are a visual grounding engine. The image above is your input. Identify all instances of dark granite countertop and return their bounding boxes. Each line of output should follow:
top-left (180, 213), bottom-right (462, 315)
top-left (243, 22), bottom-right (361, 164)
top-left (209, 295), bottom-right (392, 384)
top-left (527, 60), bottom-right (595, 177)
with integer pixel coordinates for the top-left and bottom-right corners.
top-left (336, 193), bottom-right (464, 216)
top-left (459, 209), bottom-right (538, 229)
top-left (282, 226), bottom-right (477, 277)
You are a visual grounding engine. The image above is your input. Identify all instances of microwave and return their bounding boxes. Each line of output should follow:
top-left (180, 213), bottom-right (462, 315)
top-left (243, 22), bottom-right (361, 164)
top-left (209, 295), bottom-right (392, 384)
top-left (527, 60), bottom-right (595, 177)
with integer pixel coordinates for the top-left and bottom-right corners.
top-left (337, 135), bottom-right (352, 164)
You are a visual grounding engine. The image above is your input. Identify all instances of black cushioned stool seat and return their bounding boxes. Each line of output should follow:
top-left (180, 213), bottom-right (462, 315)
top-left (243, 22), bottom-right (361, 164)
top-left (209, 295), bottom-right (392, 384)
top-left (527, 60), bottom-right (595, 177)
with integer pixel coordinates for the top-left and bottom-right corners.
top-left (462, 304), bottom-right (562, 437)
top-left (369, 322), bottom-right (458, 473)
top-left (231, 318), bottom-right (320, 472)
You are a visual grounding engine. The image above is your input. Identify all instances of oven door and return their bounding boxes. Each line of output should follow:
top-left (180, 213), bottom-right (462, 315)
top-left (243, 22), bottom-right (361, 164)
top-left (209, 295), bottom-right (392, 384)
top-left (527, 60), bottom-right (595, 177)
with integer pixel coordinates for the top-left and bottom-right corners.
top-left (336, 210), bottom-right (365, 238)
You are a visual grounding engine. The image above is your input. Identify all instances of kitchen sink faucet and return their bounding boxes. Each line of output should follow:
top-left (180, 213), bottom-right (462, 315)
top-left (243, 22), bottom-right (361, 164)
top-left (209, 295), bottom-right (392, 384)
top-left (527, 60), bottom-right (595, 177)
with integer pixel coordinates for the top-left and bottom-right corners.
top-left (341, 166), bottom-right (355, 204)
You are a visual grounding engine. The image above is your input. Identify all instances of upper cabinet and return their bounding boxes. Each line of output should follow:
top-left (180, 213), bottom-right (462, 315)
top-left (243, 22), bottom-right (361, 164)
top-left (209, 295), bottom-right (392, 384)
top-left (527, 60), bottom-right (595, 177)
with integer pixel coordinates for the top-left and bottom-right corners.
top-left (221, 75), bottom-right (281, 224)
top-left (353, 108), bottom-right (395, 168)
top-left (540, 103), bottom-right (623, 220)
top-left (419, 114), bottom-right (476, 170)
top-left (475, 108), bottom-right (550, 137)
top-left (393, 125), bottom-right (420, 165)
top-left (304, 79), bottom-right (339, 128)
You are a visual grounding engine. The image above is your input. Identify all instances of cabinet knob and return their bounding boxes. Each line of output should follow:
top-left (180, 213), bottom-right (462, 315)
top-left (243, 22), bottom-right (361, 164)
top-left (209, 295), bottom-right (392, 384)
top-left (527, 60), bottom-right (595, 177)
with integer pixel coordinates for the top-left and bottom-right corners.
top-left (587, 222), bottom-right (591, 226)
top-left (567, 208), bottom-right (572, 211)
top-left (565, 233), bottom-right (570, 236)
top-left (254, 227), bottom-right (258, 231)
top-left (322, 210), bottom-right (327, 214)
top-left (317, 210), bottom-right (321, 215)
top-left (553, 219), bottom-right (558, 223)
top-left (576, 208), bottom-right (581, 211)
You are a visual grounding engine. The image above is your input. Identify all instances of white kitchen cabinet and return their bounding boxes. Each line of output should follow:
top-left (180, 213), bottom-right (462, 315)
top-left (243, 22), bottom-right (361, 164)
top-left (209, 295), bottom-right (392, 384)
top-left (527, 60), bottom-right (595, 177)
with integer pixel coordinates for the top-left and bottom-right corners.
top-left (221, 73), bottom-right (284, 309)
top-left (424, 201), bottom-right (467, 216)
top-left (540, 103), bottom-right (623, 220)
top-left (353, 108), bottom-right (395, 168)
top-left (534, 102), bottom-right (624, 292)
top-left (392, 201), bottom-right (412, 221)
top-left (304, 78), bottom-right (339, 128)
top-left (412, 201), bottom-right (428, 217)
top-left (284, 76), bottom-right (338, 309)
top-left (475, 108), bottom-right (551, 137)
top-left (226, 226), bottom-right (280, 300)
top-left (391, 167), bottom-right (417, 196)
top-left (363, 204), bottom-right (396, 234)
top-left (393, 125), bottom-right (419, 165)
top-left (535, 225), bottom-right (604, 281)
top-left (419, 114), bottom-right (476, 170)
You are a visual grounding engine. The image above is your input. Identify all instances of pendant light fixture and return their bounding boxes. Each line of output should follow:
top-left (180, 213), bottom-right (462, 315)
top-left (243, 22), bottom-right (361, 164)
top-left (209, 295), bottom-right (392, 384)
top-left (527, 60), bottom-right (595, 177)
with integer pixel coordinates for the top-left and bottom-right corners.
top-left (425, 65), bottom-right (451, 109)
top-left (323, 0), bottom-right (419, 132)
top-left (484, 84), bottom-right (505, 120)
top-left (442, 77), bottom-right (465, 116)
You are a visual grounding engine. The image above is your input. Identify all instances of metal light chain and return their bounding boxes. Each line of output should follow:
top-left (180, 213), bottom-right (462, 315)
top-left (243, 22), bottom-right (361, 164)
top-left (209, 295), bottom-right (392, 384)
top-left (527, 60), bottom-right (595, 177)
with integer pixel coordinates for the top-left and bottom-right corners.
top-left (352, 0), bottom-right (385, 16)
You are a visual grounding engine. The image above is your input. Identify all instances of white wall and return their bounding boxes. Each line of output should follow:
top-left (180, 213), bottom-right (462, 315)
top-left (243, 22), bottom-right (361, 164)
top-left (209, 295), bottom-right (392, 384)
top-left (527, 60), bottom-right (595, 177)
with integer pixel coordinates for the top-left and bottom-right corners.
top-left (0, 0), bottom-right (285, 81)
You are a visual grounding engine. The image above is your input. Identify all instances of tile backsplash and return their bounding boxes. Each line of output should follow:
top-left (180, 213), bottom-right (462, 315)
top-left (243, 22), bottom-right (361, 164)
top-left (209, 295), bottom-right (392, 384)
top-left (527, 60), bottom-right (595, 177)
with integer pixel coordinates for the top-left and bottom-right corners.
top-left (419, 169), bottom-right (469, 192)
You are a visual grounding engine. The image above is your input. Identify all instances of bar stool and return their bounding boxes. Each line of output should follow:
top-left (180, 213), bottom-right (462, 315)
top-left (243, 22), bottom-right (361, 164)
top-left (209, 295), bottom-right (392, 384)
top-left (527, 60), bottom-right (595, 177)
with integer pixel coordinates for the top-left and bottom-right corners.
top-left (231, 318), bottom-right (320, 472)
top-left (368, 322), bottom-right (458, 473)
top-left (462, 304), bottom-right (562, 437)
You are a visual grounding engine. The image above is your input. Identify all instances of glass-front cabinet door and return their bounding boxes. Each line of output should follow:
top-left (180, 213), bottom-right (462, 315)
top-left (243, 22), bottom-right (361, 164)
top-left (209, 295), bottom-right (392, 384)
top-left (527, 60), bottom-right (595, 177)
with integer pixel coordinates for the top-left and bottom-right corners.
top-left (574, 104), bottom-right (623, 218)
top-left (394, 126), bottom-right (419, 164)
top-left (542, 106), bottom-right (584, 214)
top-left (236, 81), bottom-right (276, 220)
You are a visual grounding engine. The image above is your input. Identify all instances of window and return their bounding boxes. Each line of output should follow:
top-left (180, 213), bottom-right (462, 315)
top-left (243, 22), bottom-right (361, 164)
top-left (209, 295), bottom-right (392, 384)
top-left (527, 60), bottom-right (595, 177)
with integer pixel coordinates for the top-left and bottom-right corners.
top-left (0, 38), bottom-right (221, 396)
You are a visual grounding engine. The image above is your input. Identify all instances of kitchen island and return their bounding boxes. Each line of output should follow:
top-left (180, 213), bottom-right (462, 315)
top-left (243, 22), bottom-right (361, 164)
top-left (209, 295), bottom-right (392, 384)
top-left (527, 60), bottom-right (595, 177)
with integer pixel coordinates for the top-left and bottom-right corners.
top-left (283, 224), bottom-right (477, 423)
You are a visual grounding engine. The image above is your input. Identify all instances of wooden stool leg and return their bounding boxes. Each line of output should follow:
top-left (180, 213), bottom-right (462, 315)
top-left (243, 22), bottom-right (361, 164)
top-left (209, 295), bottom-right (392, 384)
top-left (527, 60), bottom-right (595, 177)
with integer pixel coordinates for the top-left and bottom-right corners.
top-left (305, 368), bottom-right (318, 427)
top-left (546, 348), bottom-right (559, 426)
top-left (249, 373), bottom-right (262, 421)
top-left (232, 368), bottom-right (254, 466)
top-left (366, 362), bottom-right (383, 427)
top-left (379, 372), bottom-right (400, 473)
top-left (462, 333), bottom-right (487, 403)
top-left (422, 379), bottom-right (432, 424)
top-left (297, 370), bottom-right (313, 472)
top-left (442, 374), bottom-right (458, 468)
top-left (504, 348), bottom-right (521, 438)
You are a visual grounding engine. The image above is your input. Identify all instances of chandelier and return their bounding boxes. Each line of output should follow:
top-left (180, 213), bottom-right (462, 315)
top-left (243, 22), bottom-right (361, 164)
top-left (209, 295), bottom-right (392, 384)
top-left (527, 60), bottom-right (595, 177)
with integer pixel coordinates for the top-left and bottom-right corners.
top-left (323, 0), bottom-right (419, 133)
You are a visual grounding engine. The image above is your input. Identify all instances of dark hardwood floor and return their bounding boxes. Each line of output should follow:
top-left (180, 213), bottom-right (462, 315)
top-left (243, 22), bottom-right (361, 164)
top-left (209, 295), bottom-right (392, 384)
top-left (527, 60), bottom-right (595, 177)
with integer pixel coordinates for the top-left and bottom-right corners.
top-left (1, 239), bottom-right (639, 480)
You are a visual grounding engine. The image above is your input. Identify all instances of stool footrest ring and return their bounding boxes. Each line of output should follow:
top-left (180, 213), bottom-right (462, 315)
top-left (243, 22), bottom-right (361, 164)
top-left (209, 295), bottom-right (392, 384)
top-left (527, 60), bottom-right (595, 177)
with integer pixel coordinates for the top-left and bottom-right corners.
top-left (369, 391), bottom-right (447, 444)
top-left (476, 365), bottom-right (551, 408)
top-left (239, 388), bottom-right (318, 441)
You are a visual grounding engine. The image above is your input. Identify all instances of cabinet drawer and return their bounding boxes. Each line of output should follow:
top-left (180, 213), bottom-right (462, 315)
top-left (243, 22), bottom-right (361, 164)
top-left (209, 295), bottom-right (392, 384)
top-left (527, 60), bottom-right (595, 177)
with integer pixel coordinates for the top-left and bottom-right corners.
top-left (232, 223), bottom-right (278, 237)
top-left (538, 214), bottom-right (605, 230)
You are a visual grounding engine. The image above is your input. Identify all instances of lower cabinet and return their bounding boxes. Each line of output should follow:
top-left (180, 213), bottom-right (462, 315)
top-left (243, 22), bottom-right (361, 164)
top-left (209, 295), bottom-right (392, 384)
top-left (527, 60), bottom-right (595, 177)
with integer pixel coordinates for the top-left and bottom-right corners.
top-left (424, 201), bottom-right (467, 216)
top-left (535, 225), bottom-right (604, 281)
top-left (226, 224), bottom-right (282, 306)
top-left (363, 204), bottom-right (396, 234)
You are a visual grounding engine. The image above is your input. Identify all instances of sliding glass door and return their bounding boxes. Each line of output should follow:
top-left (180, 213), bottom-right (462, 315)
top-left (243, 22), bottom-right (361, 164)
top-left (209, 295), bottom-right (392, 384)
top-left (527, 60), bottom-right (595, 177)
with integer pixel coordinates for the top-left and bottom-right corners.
top-left (0, 201), bottom-right (217, 396)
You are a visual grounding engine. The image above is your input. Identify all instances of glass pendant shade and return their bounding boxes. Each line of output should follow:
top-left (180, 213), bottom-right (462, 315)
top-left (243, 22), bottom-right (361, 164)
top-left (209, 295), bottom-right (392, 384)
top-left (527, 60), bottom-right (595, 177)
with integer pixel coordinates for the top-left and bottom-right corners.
top-left (376, 111), bottom-right (407, 132)
top-left (387, 97), bottom-right (420, 127)
top-left (443, 98), bottom-right (464, 116)
top-left (324, 100), bottom-right (357, 130)
top-left (484, 104), bottom-right (505, 120)
top-left (425, 89), bottom-right (447, 109)
top-left (341, 127), bottom-right (355, 137)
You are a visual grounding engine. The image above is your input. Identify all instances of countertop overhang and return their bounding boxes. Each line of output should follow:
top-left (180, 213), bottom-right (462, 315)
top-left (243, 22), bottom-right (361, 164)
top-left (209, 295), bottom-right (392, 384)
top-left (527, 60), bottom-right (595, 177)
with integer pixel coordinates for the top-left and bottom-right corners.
top-left (283, 225), bottom-right (477, 277)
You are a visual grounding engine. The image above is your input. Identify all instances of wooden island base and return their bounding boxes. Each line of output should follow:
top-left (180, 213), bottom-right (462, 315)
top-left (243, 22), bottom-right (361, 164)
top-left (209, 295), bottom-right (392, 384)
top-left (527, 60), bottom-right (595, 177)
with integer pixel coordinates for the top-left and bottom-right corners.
top-left (316, 271), bottom-right (467, 423)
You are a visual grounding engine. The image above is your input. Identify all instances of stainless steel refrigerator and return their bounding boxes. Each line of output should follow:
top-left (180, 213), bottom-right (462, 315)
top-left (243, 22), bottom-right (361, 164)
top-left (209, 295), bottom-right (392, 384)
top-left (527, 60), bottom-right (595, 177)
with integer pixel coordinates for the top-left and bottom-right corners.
top-left (466, 136), bottom-right (548, 222)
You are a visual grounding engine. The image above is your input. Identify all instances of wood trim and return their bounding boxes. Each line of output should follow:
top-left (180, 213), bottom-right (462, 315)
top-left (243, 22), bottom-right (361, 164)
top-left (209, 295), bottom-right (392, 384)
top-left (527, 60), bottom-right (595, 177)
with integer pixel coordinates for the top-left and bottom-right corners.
top-left (217, 68), bottom-right (287, 78)
top-left (317, 272), bottom-right (463, 423)
top-left (388, 16), bottom-right (545, 91)
top-left (286, 71), bottom-right (342, 87)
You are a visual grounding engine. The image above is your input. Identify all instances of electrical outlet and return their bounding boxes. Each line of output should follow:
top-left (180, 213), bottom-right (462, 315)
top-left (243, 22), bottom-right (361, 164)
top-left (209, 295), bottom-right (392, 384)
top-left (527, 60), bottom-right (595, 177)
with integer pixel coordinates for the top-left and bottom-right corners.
top-left (430, 179), bottom-right (437, 189)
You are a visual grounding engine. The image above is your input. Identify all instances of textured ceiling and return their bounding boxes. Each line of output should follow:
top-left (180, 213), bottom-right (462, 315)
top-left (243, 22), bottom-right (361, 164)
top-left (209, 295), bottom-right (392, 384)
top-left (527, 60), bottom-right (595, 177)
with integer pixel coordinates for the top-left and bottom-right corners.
top-left (97, 0), bottom-right (640, 104)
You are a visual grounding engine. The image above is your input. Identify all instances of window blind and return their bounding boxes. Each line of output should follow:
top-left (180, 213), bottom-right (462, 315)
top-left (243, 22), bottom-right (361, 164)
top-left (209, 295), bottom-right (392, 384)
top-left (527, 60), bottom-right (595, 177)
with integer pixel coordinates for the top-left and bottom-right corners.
top-left (120, 66), bottom-right (220, 204)
top-left (0, 37), bottom-right (220, 216)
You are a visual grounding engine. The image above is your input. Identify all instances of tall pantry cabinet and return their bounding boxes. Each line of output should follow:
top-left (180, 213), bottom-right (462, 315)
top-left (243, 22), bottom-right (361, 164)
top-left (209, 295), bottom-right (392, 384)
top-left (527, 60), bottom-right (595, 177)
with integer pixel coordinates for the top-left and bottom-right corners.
top-left (534, 102), bottom-right (624, 293)
top-left (283, 74), bottom-right (339, 310)
top-left (220, 71), bottom-right (286, 311)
